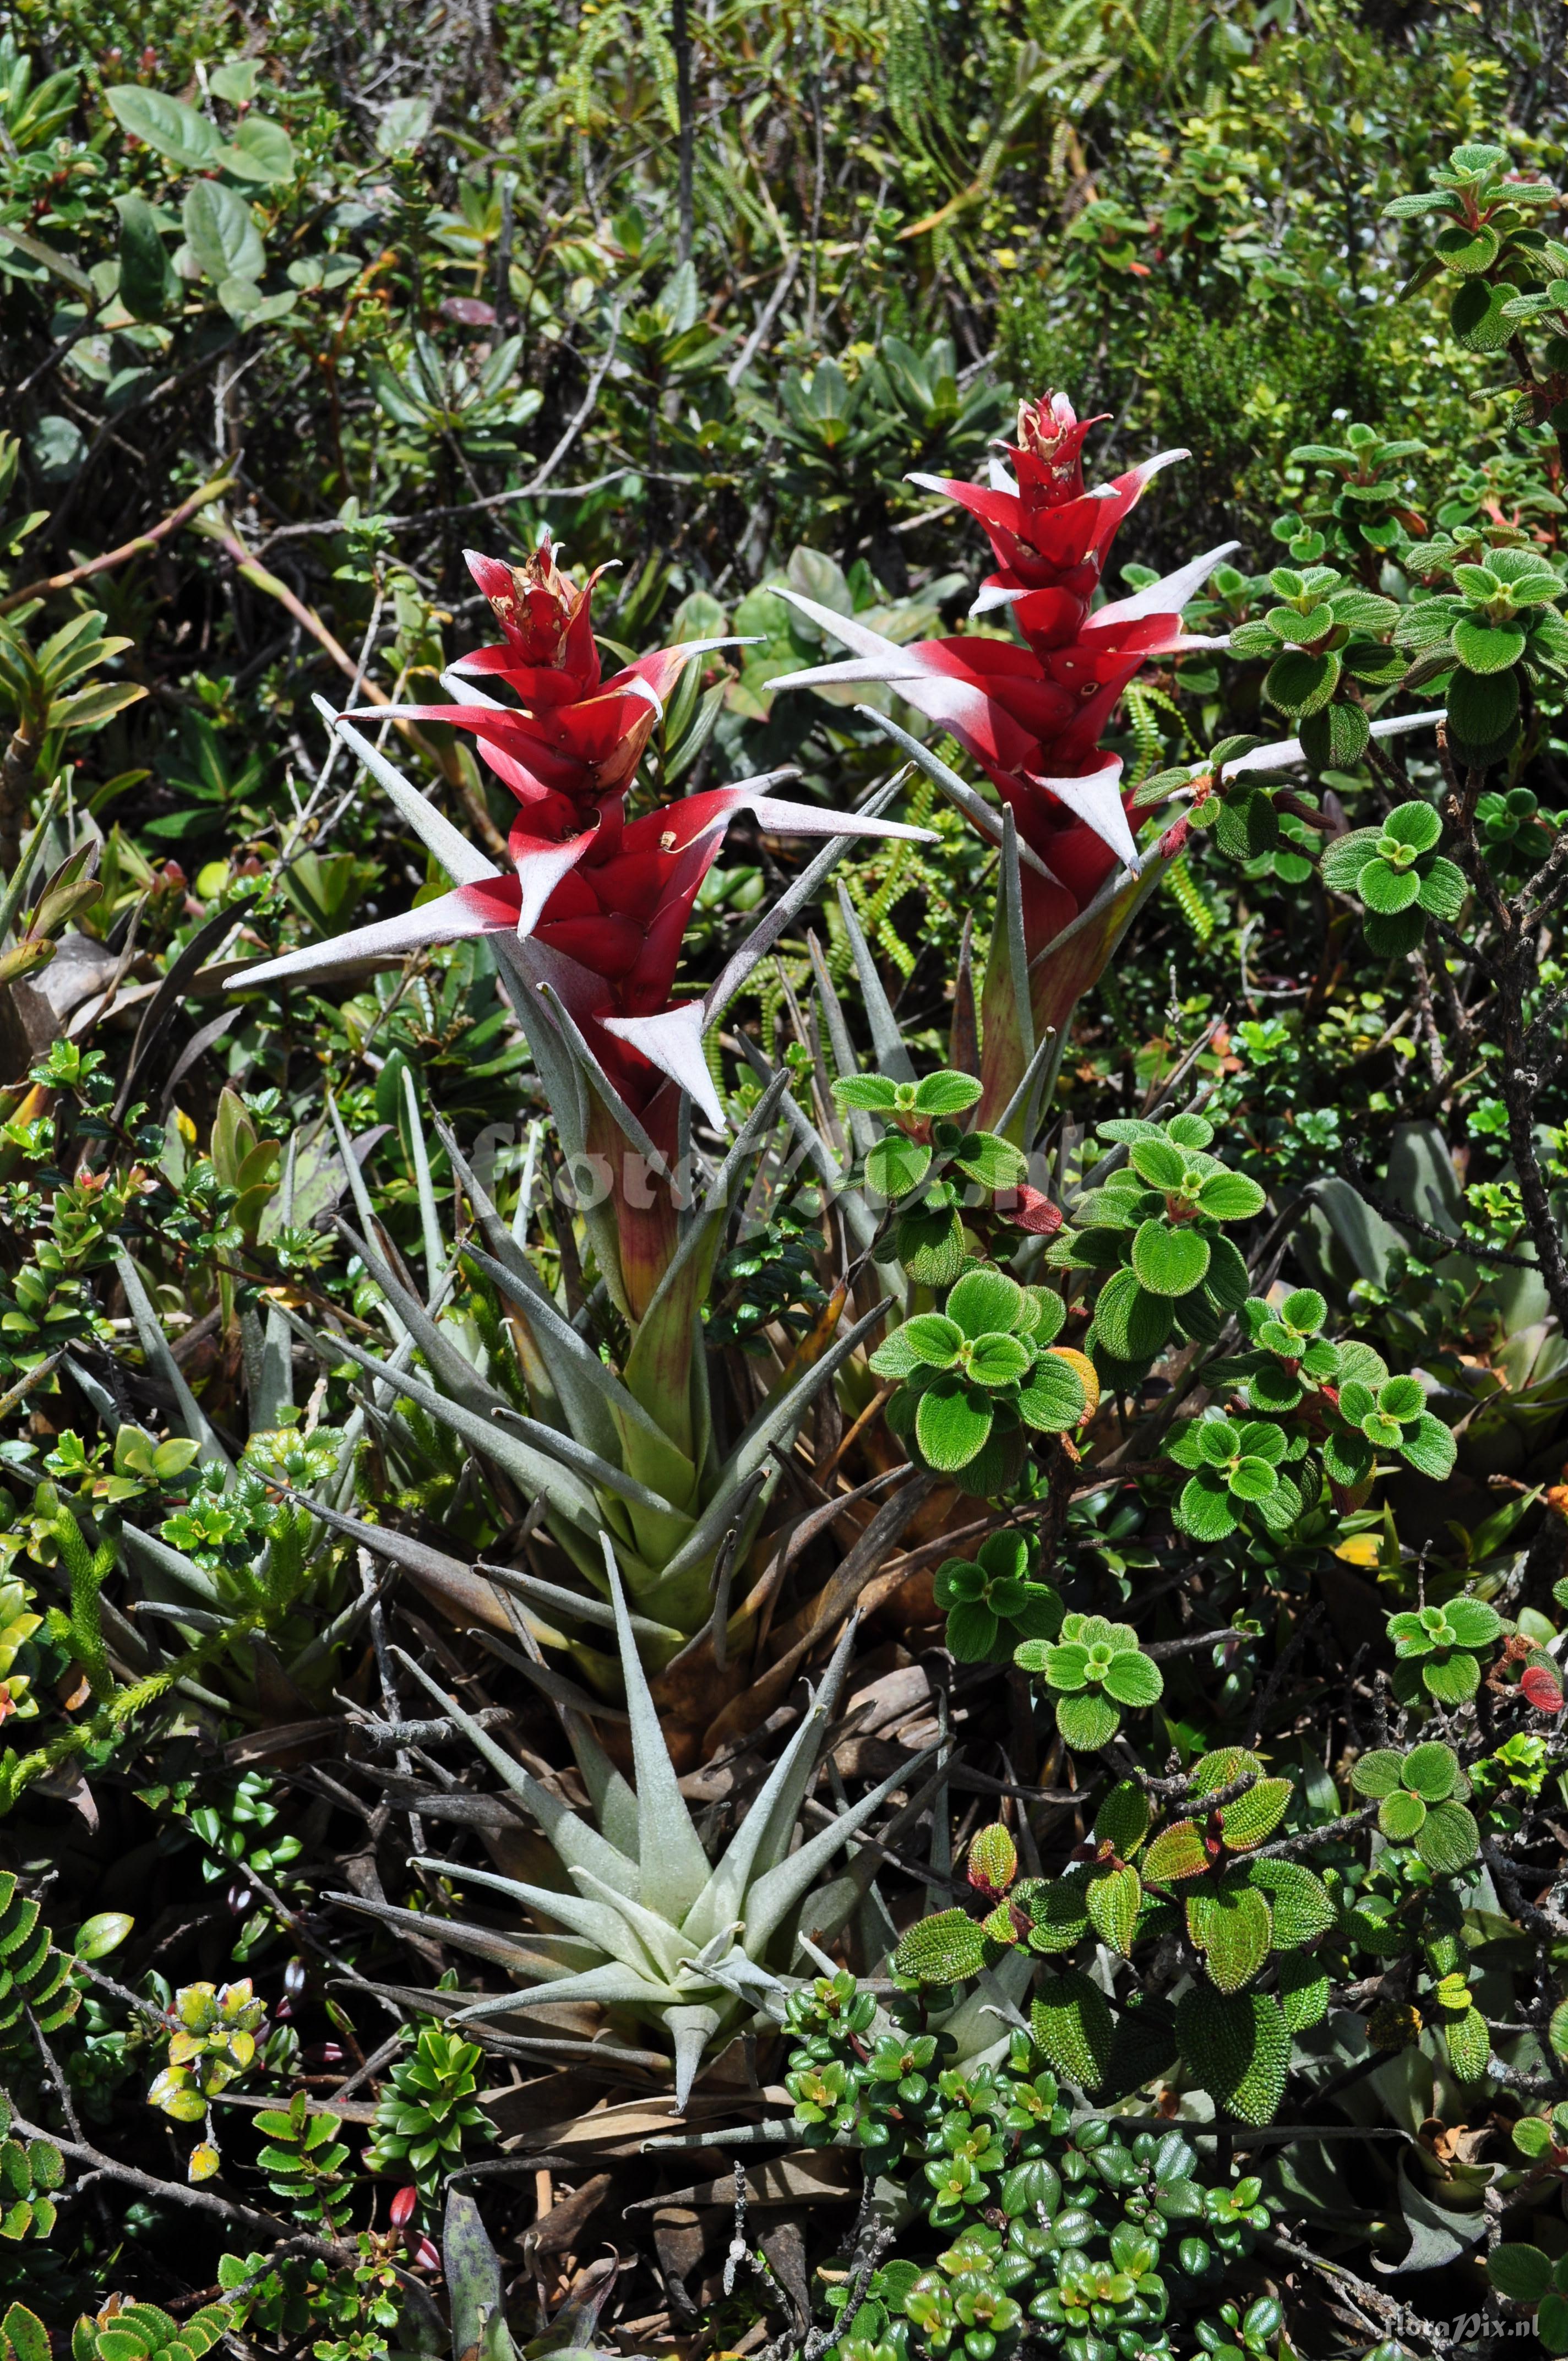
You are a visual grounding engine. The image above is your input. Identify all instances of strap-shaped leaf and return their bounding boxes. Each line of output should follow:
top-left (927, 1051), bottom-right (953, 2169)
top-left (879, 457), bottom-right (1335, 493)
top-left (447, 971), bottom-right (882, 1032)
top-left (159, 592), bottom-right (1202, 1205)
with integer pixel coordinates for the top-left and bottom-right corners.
top-left (598, 1536), bottom-right (711, 1917)
top-left (390, 1644), bottom-right (640, 1901)
top-left (658, 1296), bottom-right (892, 1586)
top-left (682, 1620), bottom-right (862, 1947)
top-left (744, 1742), bottom-right (937, 1956)
top-left (834, 880), bottom-right (917, 1082)
top-left (113, 1249), bottom-right (233, 1476)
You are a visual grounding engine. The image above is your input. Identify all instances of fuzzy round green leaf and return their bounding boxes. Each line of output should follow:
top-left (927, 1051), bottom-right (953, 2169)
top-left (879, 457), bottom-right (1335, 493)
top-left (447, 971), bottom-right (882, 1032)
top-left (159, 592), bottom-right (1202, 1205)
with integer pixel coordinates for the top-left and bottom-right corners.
top-left (1418, 856), bottom-right (1468, 922)
top-left (1092, 1266), bottom-right (1175, 1361)
top-left (1423, 1650), bottom-right (1482, 1705)
top-left (1227, 1455), bottom-right (1280, 1502)
top-left (1177, 1473), bottom-right (1238, 1542)
top-left (1402, 1740), bottom-right (1458, 1801)
top-left (1166, 1113), bottom-right (1215, 1148)
top-left (912, 1070), bottom-right (983, 1116)
top-left (1265, 646), bottom-right (1342, 718)
top-left (1358, 856), bottom-right (1420, 914)
top-left (948, 1267), bottom-right (1023, 1340)
top-left (902, 1313), bottom-right (965, 1368)
top-left (1400, 1410), bottom-right (1457, 1481)
top-left (1414, 1798), bottom-right (1479, 1873)
top-left (1320, 826), bottom-right (1382, 893)
top-left (1206, 1233), bottom-right (1252, 1312)
top-left (1447, 662), bottom-right (1520, 747)
top-left (866, 1134), bottom-right (932, 1201)
top-left (1378, 1788), bottom-right (1427, 1841)
top-left (1100, 1649), bottom-right (1163, 1710)
top-left (1444, 1595), bottom-right (1502, 1647)
top-left (1020, 1286), bottom-right (1065, 1345)
top-left (1017, 1353), bottom-right (1087, 1432)
top-left (1364, 906), bottom-right (1426, 958)
top-left (945, 1601), bottom-right (1004, 1662)
top-left (952, 1133), bottom-right (1028, 1190)
top-left (1377, 1374), bottom-right (1425, 1422)
top-left (1452, 617), bottom-right (1527, 673)
top-left (1131, 1220), bottom-right (1211, 1297)
top-left (1195, 1415), bottom-right (1240, 1465)
top-left (1489, 2246), bottom-right (1554, 2304)
top-left (915, 1379), bottom-right (994, 1471)
top-left (896, 1204), bottom-right (968, 1287)
top-left (1435, 220), bottom-right (1500, 273)
top-left (1381, 799), bottom-right (1442, 854)
top-left (1129, 1138), bottom-right (1188, 1190)
top-left (834, 1074), bottom-right (901, 1111)
top-left (968, 1332), bottom-right (1031, 1388)
top-left (1282, 1287), bottom-right (1327, 1331)
top-left (1195, 1171), bottom-right (1266, 1222)
top-left (1054, 1691), bottom-right (1122, 1751)
top-left (1299, 699), bottom-right (1371, 770)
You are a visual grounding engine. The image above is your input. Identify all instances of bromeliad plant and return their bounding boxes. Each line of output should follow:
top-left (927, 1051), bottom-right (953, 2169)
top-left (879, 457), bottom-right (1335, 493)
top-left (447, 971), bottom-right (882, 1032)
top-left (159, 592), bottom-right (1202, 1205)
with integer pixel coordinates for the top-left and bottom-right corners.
top-left (771, 393), bottom-right (1444, 1125)
top-left (232, 540), bottom-right (935, 1713)
top-left (237, 537), bottom-right (931, 1318)
top-left (336, 1581), bottom-right (934, 2109)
